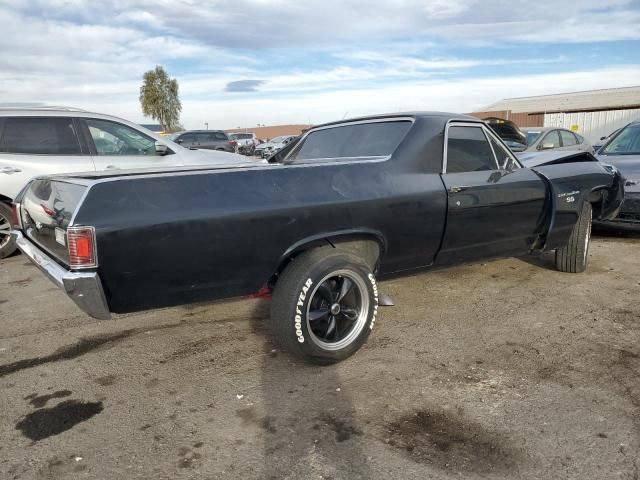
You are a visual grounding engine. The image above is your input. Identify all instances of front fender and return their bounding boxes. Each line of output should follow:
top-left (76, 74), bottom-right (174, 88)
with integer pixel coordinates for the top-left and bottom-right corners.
top-left (532, 162), bottom-right (620, 250)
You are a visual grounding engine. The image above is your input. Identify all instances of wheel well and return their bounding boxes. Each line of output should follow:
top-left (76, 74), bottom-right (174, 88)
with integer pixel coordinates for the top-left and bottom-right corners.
top-left (586, 188), bottom-right (606, 219)
top-left (269, 234), bottom-right (385, 289)
top-left (0, 194), bottom-right (13, 205)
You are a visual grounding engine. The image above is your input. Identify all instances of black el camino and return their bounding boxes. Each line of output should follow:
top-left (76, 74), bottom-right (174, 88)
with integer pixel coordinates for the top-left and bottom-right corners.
top-left (12, 112), bottom-right (624, 364)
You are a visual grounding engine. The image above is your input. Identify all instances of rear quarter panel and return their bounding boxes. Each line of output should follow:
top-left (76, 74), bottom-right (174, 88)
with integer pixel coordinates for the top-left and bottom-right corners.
top-left (75, 159), bottom-right (447, 313)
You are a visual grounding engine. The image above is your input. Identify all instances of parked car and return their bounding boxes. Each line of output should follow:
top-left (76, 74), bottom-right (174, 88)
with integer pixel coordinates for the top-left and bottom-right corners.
top-left (595, 120), bottom-right (640, 228)
top-left (483, 117), bottom-right (528, 152)
top-left (171, 130), bottom-right (236, 153)
top-left (255, 135), bottom-right (298, 158)
top-left (12, 112), bottom-right (623, 363)
top-left (593, 127), bottom-right (622, 153)
top-left (521, 127), bottom-right (592, 153)
top-left (0, 107), bottom-right (250, 258)
top-left (229, 132), bottom-right (257, 155)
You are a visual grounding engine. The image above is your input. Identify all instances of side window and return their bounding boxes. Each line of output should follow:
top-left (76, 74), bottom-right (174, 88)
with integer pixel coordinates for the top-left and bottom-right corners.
top-left (487, 133), bottom-right (519, 169)
top-left (86, 119), bottom-right (157, 156)
top-left (0, 117), bottom-right (82, 154)
top-left (214, 132), bottom-right (227, 141)
top-left (195, 133), bottom-right (210, 143)
top-left (560, 130), bottom-right (577, 146)
top-left (446, 126), bottom-right (497, 173)
top-left (540, 131), bottom-right (561, 148)
top-left (178, 133), bottom-right (195, 144)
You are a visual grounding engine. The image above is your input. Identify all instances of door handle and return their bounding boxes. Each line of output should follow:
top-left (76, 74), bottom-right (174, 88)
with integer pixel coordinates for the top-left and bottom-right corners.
top-left (448, 185), bottom-right (470, 193)
top-left (0, 166), bottom-right (22, 174)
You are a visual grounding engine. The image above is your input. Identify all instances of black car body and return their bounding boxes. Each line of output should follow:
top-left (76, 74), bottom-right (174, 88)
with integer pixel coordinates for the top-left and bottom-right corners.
top-left (596, 121), bottom-right (640, 227)
top-left (172, 130), bottom-right (235, 152)
top-left (12, 112), bottom-right (624, 363)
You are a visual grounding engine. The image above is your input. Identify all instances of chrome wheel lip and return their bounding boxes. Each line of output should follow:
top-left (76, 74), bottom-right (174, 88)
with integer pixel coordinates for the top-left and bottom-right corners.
top-left (306, 269), bottom-right (369, 351)
top-left (0, 212), bottom-right (11, 249)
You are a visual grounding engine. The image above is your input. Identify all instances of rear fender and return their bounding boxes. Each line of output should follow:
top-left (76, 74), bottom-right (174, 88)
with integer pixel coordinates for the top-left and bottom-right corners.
top-left (274, 229), bottom-right (386, 277)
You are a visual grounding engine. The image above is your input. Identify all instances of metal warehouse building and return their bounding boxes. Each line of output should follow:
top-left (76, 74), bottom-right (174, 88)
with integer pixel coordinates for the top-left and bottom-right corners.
top-left (471, 86), bottom-right (640, 143)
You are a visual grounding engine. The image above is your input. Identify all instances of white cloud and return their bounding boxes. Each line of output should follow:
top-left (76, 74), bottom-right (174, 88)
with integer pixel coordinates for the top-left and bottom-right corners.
top-left (0, 0), bottom-right (638, 129)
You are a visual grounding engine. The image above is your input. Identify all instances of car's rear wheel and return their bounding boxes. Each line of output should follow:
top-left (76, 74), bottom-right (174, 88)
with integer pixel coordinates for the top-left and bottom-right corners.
top-left (0, 202), bottom-right (17, 259)
top-left (555, 202), bottom-right (592, 273)
top-left (270, 248), bottom-right (379, 364)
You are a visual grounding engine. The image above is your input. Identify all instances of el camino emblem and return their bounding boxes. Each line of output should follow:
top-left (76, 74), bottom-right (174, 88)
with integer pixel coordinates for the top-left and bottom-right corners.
top-left (558, 190), bottom-right (579, 203)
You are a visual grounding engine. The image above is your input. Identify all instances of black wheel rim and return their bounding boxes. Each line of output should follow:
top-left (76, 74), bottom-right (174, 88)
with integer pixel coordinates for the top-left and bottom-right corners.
top-left (306, 270), bottom-right (369, 350)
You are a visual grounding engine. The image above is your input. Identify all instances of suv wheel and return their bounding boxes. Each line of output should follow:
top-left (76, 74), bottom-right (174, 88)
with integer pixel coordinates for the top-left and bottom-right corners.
top-left (0, 203), bottom-right (17, 259)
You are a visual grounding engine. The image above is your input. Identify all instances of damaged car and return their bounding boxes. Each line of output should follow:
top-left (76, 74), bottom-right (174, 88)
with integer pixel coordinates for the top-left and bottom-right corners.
top-left (12, 112), bottom-right (624, 364)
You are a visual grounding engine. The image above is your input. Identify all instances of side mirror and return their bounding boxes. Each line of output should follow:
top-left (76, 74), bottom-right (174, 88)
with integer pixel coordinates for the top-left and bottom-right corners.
top-left (155, 141), bottom-right (168, 155)
top-left (600, 136), bottom-right (606, 141)
top-left (540, 143), bottom-right (554, 150)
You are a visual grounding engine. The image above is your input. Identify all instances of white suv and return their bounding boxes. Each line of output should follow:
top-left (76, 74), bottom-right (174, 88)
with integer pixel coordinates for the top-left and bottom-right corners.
top-left (0, 107), bottom-right (250, 258)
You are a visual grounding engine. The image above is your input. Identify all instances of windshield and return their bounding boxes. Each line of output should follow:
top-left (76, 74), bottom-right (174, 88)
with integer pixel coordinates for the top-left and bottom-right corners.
top-left (601, 124), bottom-right (640, 155)
top-left (526, 131), bottom-right (541, 144)
top-left (269, 136), bottom-right (286, 143)
top-left (165, 132), bottom-right (181, 141)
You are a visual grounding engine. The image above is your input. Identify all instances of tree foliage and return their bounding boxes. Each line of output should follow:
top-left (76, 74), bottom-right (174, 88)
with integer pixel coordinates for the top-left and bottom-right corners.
top-left (139, 66), bottom-right (182, 131)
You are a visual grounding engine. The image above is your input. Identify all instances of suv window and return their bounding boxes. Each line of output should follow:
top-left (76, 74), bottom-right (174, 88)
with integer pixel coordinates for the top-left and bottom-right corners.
top-left (560, 130), bottom-right (578, 146)
top-left (540, 130), bottom-right (561, 148)
top-left (288, 121), bottom-right (411, 162)
top-left (86, 119), bottom-right (157, 156)
top-left (0, 117), bottom-right (82, 154)
top-left (213, 132), bottom-right (227, 141)
top-left (446, 126), bottom-right (497, 173)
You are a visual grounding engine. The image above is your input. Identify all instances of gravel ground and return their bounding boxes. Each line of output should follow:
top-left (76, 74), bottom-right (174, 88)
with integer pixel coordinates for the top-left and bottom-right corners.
top-left (0, 231), bottom-right (638, 480)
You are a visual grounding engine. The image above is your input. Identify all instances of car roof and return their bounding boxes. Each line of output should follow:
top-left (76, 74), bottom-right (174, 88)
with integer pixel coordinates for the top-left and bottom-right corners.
top-left (522, 126), bottom-right (574, 133)
top-left (180, 130), bottom-right (226, 134)
top-left (312, 111), bottom-right (480, 130)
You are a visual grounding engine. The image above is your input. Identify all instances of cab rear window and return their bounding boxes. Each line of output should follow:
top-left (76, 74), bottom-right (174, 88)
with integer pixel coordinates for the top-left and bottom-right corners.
top-left (287, 120), bottom-right (412, 162)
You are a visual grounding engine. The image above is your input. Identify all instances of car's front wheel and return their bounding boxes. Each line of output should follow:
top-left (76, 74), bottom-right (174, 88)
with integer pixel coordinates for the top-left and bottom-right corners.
top-left (270, 248), bottom-right (379, 364)
top-left (555, 202), bottom-right (592, 273)
top-left (0, 202), bottom-right (17, 259)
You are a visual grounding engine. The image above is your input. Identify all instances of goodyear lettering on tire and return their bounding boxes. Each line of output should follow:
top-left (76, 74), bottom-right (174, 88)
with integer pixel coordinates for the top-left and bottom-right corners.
top-left (295, 278), bottom-right (314, 343)
top-left (368, 273), bottom-right (379, 330)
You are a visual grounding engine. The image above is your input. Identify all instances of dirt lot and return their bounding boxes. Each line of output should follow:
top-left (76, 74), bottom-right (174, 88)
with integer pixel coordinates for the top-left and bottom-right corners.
top-left (0, 231), bottom-right (638, 480)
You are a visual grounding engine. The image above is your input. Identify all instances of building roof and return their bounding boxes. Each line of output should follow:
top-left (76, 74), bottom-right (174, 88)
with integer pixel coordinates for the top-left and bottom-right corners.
top-left (479, 86), bottom-right (640, 114)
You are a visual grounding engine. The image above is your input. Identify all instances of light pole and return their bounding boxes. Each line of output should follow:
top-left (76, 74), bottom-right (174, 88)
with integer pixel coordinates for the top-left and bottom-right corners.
top-left (204, 122), bottom-right (208, 130)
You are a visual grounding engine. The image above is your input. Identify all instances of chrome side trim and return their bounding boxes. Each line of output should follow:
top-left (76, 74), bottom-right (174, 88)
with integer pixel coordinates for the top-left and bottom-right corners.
top-left (12, 230), bottom-right (111, 320)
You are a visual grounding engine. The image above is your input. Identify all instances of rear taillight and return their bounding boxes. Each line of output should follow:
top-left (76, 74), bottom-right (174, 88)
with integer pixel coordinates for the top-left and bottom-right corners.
top-left (67, 226), bottom-right (97, 269)
top-left (230, 140), bottom-right (237, 147)
top-left (11, 203), bottom-right (22, 229)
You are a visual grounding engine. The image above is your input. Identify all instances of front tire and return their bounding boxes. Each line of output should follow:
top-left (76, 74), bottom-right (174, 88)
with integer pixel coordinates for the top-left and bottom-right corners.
top-left (555, 202), bottom-right (592, 273)
top-left (270, 248), bottom-right (379, 364)
top-left (0, 202), bottom-right (17, 259)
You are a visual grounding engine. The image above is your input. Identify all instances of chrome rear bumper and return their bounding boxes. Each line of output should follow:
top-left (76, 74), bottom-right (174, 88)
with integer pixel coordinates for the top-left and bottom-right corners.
top-left (12, 230), bottom-right (111, 320)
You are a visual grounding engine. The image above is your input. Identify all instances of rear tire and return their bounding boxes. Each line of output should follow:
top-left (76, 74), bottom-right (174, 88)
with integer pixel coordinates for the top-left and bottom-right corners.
top-left (0, 202), bottom-right (17, 259)
top-left (555, 202), bottom-right (592, 273)
top-left (270, 248), bottom-right (379, 364)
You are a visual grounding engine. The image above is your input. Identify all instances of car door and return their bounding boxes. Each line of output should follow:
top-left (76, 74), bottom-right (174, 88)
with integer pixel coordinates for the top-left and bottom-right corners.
top-left (82, 118), bottom-right (183, 170)
top-left (436, 123), bottom-right (548, 265)
top-left (0, 116), bottom-right (95, 200)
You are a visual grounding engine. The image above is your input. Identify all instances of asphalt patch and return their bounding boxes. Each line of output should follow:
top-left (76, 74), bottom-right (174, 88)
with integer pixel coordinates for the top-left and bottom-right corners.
top-left (15, 400), bottom-right (104, 441)
top-left (385, 410), bottom-right (517, 473)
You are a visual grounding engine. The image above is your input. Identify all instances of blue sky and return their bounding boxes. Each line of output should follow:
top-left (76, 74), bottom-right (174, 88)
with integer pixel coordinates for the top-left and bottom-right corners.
top-left (1, 0), bottom-right (639, 129)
